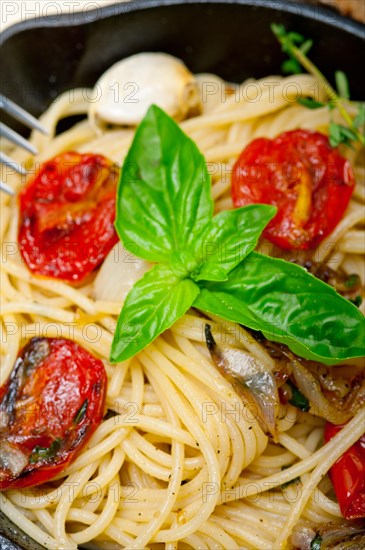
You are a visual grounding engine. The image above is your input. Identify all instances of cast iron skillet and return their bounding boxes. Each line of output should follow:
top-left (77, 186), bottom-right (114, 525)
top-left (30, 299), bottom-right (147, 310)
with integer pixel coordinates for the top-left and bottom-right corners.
top-left (1, 0), bottom-right (365, 133)
top-left (0, 1), bottom-right (364, 548)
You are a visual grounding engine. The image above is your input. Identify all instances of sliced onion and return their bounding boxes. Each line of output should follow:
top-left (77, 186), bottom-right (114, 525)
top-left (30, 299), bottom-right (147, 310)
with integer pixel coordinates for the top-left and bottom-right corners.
top-left (93, 242), bottom-right (152, 303)
top-left (205, 324), bottom-right (280, 440)
top-left (289, 525), bottom-right (316, 550)
top-left (291, 358), bottom-right (353, 424)
top-left (291, 520), bottom-right (365, 550)
top-left (259, 338), bottom-right (364, 424)
top-left (293, 258), bottom-right (363, 300)
top-left (0, 440), bottom-right (28, 477)
top-left (319, 520), bottom-right (365, 548)
top-left (0, 411), bottom-right (9, 430)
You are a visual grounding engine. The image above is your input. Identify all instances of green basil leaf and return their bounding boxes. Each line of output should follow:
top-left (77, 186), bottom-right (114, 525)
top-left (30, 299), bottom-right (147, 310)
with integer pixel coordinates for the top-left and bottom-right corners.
top-left (169, 250), bottom-right (199, 278)
top-left (194, 252), bottom-right (365, 365)
top-left (192, 205), bottom-right (276, 282)
top-left (195, 284), bottom-right (259, 328)
top-left (193, 264), bottom-right (228, 282)
top-left (110, 264), bottom-right (199, 362)
top-left (115, 105), bottom-right (213, 263)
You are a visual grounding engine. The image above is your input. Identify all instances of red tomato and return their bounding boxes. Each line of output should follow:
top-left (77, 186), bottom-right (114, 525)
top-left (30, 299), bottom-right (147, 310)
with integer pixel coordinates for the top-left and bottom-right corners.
top-left (18, 152), bottom-right (119, 283)
top-left (324, 422), bottom-right (365, 519)
top-left (232, 130), bottom-right (355, 249)
top-left (0, 338), bottom-right (106, 490)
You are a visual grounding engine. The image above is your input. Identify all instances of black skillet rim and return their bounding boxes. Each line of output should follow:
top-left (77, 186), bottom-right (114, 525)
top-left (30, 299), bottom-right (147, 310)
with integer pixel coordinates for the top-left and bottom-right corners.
top-left (1, 0), bottom-right (364, 45)
top-left (0, 1), bottom-right (364, 549)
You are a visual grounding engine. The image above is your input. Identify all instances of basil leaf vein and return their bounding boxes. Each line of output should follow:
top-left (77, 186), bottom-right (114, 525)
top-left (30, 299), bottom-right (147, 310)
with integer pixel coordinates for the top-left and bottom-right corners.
top-left (110, 264), bottom-right (199, 362)
top-left (111, 105), bottom-right (364, 366)
top-left (192, 205), bottom-right (276, 282)
top-left (115, 105), bottom-right (213, 263)
top-left (194, 252), bottom-right (365, 364)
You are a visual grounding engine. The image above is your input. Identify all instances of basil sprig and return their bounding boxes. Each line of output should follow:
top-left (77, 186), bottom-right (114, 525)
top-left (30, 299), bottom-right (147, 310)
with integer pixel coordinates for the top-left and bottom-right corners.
top-left (194, 252), bottom-right (365, 364)
top-left (116, 104), bottom-right (213, 263)
top-left (111, 105), bottom-right (364, 364)
top-left (112, 264), bottom-right (200, 361)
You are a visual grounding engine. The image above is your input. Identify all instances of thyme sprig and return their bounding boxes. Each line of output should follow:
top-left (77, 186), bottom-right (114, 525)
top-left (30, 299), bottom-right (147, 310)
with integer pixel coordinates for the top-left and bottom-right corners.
top-left (271, 23), bottom-right (365, 147)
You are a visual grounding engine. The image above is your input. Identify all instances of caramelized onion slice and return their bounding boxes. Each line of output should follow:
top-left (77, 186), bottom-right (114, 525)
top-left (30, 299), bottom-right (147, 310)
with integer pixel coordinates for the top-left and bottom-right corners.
top-left (0, 441), bottom-right (28, 478)
top-left (290, 520), bottom-right (365, 550)
top-left (257, 334), bottom-right (364, 423)
top-left (291, 358), bottom-right (354, 424)
top-left (205, 324), bottom-right (279, 439)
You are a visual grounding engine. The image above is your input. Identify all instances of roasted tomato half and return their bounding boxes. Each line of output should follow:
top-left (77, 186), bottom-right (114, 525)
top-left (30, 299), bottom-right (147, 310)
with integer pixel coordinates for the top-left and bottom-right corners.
top-left (0, 338), bottom-right (106, 490)
top-left (325, 422), bottom-right (365, 520)
top-left (232, 130), bottom-right (355, 249)
top-left (18, 152), bottom-right (119, 283)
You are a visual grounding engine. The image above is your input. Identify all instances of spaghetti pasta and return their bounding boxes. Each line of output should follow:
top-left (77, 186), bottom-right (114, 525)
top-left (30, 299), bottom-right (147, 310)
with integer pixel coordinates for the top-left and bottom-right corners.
top-left (1, 68), bottom-right (364, 550)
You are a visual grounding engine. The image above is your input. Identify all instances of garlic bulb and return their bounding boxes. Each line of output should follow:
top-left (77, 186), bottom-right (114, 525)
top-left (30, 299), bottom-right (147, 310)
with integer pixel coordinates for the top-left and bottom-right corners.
top-left (89, 52), bottom-right (201, 127)
top-left (93, 242), bottom-right (152, 303)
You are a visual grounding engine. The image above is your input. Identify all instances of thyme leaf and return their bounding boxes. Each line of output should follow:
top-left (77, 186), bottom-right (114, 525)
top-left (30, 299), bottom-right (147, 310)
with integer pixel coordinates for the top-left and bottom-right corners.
top-left (271, 23), bottom-right (365, 147)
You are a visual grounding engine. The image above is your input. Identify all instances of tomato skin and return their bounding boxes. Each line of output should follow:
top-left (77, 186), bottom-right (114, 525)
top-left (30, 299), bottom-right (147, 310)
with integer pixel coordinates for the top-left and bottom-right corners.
top-left (0, 338), bottom-right (106, 490)
top-left (324, 422), bottom-right (365, 519)
top-left (232, 130), bottom-right (355, 250)
top-left (18, 152), bottom-right (119, 283)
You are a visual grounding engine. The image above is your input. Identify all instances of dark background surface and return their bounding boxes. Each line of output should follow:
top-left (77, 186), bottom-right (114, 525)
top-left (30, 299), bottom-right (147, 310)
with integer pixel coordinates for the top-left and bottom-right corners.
top-left (0, 1), bottom-right (364, 549)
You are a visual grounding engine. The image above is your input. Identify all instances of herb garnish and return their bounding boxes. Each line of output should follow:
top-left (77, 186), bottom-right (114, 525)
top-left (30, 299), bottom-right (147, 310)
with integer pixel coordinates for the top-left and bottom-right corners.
top-left (345, 274), bottom-right (360, 289)
top-left (351, 296), bottom-right (363, 308)
top-left (29, 438), bottom-right (62, 464)
top-left (311, 533), bottom-right (322, 550)
top-left (281, 465), bottom-right (301, 489)
top-left (271, 23), bottom-right (365, 148)
top-left (73, 399), bottom-right (88, 425)
top-left (287, 380), bottom-right (310, 412)
top-left (110, 106), bottom-right (365, 364)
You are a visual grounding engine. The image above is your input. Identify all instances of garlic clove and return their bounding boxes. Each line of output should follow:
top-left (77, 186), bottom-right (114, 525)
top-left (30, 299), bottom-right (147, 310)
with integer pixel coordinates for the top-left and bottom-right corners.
top-left (89, 52), bottom-right (201, 128)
